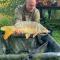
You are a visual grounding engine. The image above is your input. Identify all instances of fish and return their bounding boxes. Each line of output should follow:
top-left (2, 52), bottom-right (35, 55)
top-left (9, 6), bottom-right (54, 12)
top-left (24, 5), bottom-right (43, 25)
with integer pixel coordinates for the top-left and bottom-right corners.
top-left (1, 21), bottom-right (50, 40)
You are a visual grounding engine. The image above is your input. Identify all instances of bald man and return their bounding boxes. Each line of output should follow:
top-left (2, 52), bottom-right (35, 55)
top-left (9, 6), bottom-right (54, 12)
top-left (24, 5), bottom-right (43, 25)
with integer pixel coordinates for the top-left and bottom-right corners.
top-left (15, 0), bottom-right (40, 23)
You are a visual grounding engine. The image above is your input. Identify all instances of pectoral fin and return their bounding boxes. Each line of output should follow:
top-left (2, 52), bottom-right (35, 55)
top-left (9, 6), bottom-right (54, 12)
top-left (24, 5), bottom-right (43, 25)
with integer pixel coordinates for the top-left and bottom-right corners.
top-left (33, 32), bottom-right (39, 38)
top-left (25, 34), bottom-right (30, 39)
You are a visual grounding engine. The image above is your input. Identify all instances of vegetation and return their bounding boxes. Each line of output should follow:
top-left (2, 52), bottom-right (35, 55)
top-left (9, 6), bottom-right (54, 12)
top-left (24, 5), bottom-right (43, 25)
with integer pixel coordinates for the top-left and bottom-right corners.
top-left (0, 0), bottom-right (24, 16)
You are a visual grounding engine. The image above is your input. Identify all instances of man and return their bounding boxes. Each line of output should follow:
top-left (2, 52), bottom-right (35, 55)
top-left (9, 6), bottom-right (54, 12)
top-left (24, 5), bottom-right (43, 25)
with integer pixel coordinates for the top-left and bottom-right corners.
top-left (13, 0), bottom-right (49, 54)
top-left (15, 0), bottom-right (40, 23)
top-left (7, 0), bottom-right (45, 54)
top-left (14, 0), bottom-right (60, 52)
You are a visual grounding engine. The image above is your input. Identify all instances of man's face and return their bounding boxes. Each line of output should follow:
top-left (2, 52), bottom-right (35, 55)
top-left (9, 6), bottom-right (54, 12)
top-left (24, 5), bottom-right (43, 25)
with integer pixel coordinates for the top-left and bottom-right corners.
top-left (26, 0), bottom-right (36, 12)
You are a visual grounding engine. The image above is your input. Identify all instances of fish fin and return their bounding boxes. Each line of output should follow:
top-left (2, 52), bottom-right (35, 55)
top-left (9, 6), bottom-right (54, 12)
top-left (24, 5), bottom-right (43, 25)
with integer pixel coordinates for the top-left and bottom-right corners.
top-left (2, 26), bottom-right (15, 40)
top-left (3, 31), bottom-right (13, 40)
top-left (25, 34), bottom-right (30, 39)
top-left (33, 33), bottom-right (38, 38)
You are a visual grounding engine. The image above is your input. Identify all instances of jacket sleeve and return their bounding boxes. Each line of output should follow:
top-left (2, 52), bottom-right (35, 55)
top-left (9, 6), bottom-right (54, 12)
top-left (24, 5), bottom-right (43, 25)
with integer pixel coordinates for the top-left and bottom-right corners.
top-left (34, 9), bottom-right (40, 23)
top-left (14, 5), bottom-right (23, 24)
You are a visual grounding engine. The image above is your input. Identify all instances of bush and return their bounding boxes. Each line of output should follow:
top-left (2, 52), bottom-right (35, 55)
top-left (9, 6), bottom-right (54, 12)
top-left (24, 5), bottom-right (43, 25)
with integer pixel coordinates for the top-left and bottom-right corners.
top-left (0, 16), bottom-right (12, 27)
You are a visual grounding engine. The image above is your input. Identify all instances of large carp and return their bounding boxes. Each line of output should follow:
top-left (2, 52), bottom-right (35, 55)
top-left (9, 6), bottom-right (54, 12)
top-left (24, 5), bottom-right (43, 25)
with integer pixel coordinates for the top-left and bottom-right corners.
top-left (1, 21), bottom-right (50, 40)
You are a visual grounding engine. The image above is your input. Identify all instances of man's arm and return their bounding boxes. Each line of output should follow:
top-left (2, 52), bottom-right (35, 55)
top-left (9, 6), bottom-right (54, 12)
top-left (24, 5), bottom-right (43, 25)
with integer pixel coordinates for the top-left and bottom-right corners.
top-left (34, 9), bottom-right (40, 23)
top-left (15, 5), bottom-right (23, 23)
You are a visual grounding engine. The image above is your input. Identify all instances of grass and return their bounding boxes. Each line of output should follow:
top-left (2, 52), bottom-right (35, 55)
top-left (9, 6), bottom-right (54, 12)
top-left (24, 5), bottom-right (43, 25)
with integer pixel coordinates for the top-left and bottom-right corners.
top-left (45, 18), bottom-right (60, 44)
top-left (52, 29), bottom-right (60, 44)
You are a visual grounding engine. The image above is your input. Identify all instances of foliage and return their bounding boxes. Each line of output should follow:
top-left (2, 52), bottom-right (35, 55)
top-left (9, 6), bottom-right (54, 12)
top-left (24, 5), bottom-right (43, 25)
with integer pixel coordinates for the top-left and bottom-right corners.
top-left (0, 0), bottom-right (25, 16)
top-left (0, 16), bottom-right (12, 27)
top-left (0, 0), bottom-right (25, 26)
top-left (52, 29), bottom-right (60, 44)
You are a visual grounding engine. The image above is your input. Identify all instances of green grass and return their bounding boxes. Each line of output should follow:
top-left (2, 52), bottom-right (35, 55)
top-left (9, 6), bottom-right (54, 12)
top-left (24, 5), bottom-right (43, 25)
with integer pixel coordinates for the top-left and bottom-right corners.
top-left (52, 29), bottom-right (60, 44)
top-left (45, 18), bottom-right (60, 44)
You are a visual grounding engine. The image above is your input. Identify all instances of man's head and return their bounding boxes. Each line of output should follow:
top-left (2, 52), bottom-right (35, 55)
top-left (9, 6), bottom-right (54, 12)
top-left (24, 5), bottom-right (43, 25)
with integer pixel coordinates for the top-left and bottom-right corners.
top-left (26, 0), bottom-right (36, 12)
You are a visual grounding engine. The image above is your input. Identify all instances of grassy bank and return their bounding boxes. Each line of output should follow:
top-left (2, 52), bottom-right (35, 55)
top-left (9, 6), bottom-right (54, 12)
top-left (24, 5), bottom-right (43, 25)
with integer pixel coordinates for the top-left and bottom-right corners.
top-left (52, 29), bottom-right (60, 44)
